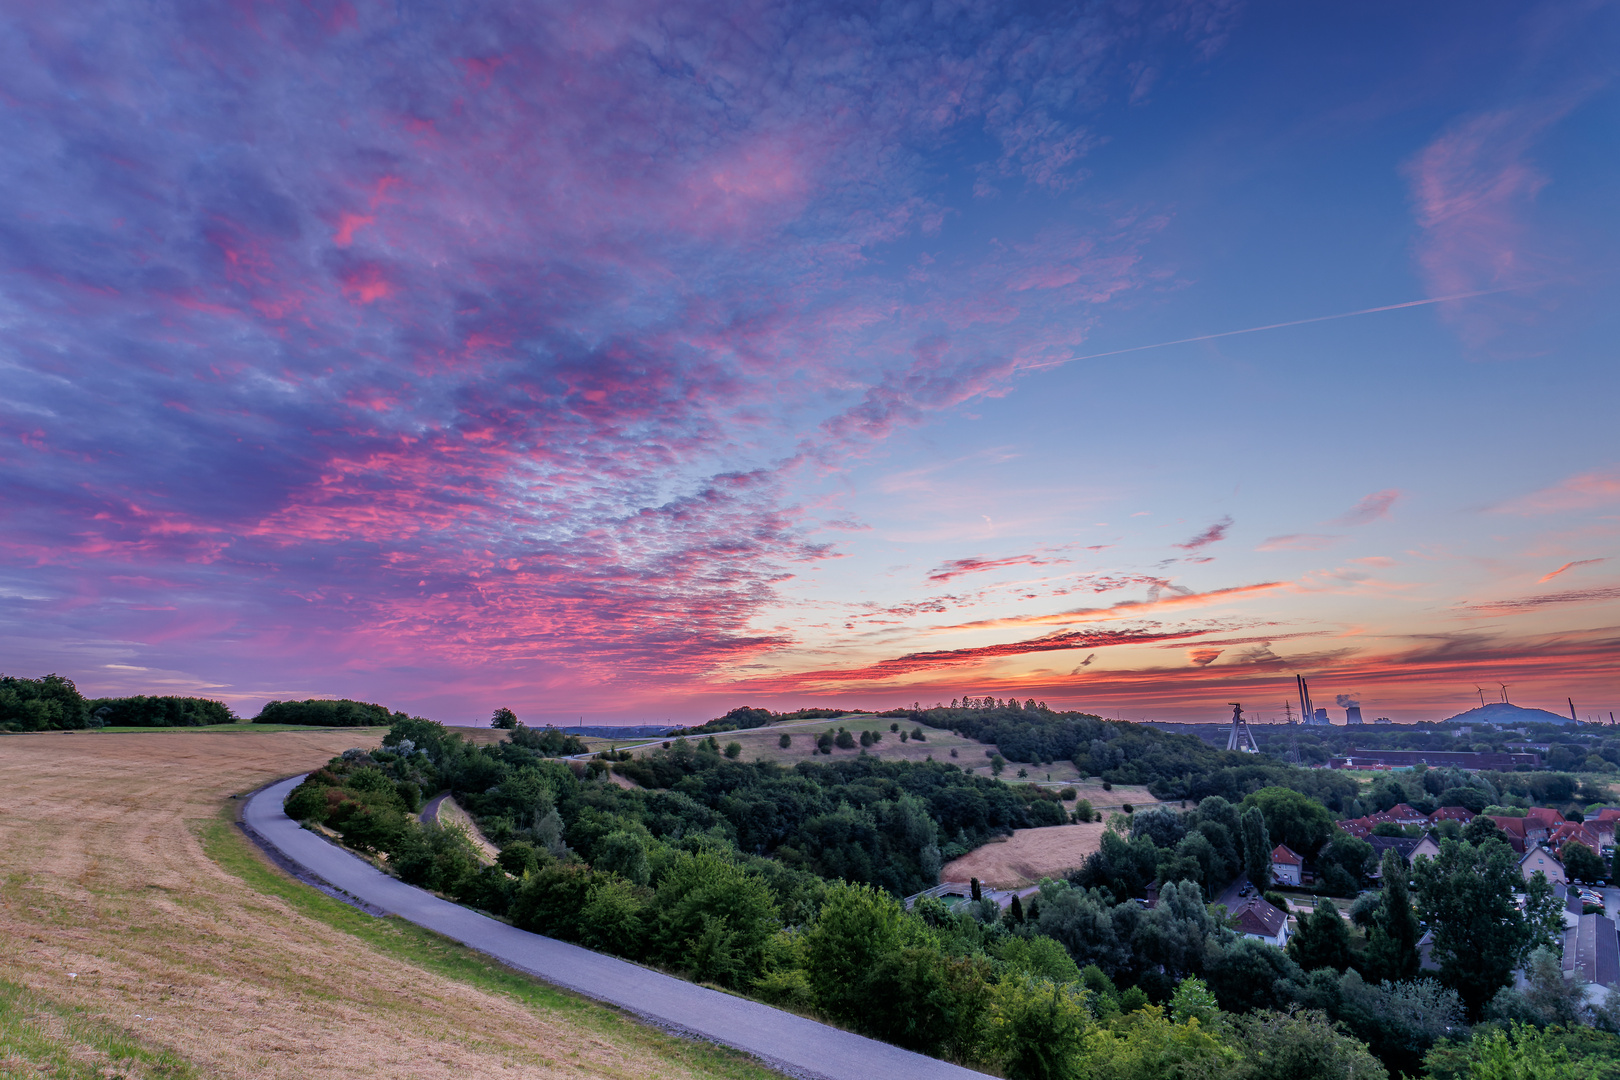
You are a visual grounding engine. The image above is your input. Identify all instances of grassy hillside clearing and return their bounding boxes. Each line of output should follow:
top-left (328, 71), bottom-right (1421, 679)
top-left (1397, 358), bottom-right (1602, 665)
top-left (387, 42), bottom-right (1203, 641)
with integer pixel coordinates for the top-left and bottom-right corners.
top-left (0, 730), bottom-right (779, 1080)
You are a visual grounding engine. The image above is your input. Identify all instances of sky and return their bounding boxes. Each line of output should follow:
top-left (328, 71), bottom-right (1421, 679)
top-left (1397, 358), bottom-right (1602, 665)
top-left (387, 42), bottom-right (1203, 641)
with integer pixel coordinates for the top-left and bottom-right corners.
top-left (2, 0), bottom-right (1617, 727)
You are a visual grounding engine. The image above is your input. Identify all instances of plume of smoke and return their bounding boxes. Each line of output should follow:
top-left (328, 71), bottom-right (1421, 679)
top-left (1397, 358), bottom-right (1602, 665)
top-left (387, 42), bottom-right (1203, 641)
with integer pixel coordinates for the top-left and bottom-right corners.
top-left (1336, 694), bottom-right (1360, 708)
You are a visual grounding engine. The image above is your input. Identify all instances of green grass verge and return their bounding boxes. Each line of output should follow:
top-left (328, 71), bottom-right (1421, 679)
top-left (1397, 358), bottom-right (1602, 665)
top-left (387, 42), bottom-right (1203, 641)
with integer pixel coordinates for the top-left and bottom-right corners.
top-left (0, 977), bottom-right (201, 1079)
top-left (195, 810), bottom-right (780, 1079)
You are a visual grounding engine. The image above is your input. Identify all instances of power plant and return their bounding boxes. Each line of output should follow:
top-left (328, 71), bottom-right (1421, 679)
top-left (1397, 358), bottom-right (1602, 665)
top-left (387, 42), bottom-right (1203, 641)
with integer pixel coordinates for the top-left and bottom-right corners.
top-left (1296, 675), bottom-right (1332, 726)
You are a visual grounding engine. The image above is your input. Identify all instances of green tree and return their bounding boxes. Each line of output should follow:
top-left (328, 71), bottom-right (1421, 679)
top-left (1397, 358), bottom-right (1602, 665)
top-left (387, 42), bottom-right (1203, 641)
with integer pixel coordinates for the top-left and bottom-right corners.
top-left (991, 753), bottom-right (1006, 777)
top-left (649, 851), bottom-right (780, 989)
top-left (1227, 1009), bottom-right (1388, 1080)
top-left (1168, 977), bottom-right (1220, 1027)
top-left (1332, 969), bottom-right (1466, 1078)
top-left (863, 945), bottom-right (991, 1058)
top-left (1424, 1022), bottom-right (1599, 1080)
top-left (1562, 840), bottom-right (1605, 883)
top-left (0, 673), bottom-right (92, 731)
top-left (1080, 1003), bottom-right (1235, 1080)
top-left (490, 706), bottom-right (518, 729)
top-left (778, 732), bottom-right (791, 748)
top-left (594, 829), bottom-right (650, 886)
top-left (1241, 787), bottom-right (1335, 857)
top-left (986, 977), bottom-right (1093, 1080)
top-left (1414, 837), bottom-right (1559, 1017)
top-left (1288, 900), bottom-right (1352, 973)
top-left (1241, 805), bottom-right (1271, 887)
top-left (1362, 849), bottom-right (1421, 983)
top-left (576, 874), bottom-right (647, 956)
top-left (802, 881), bottom-right (907, 1021)
top-left (724, 740), bottom-right (742, 759)
top-left (835, 729), bottom-right (855, 749)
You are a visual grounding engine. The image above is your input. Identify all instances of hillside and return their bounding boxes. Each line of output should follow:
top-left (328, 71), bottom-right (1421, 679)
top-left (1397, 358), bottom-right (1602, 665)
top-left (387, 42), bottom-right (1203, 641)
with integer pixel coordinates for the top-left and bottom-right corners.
top-left (0, 730), bottom-right (777, 1080)
top-left (1442, 702), bottom-right (1576, 726)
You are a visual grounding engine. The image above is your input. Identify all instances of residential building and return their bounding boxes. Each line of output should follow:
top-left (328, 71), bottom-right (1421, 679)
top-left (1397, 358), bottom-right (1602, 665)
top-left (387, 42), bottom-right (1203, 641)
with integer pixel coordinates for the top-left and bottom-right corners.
top-left (1489, 816), bottom-right (1531, 854)
top-left (1429, 806), bottom-right (1476, 825)
top-left (1520, 843), bottom-right (1567, 885)
top-left (1523, 807), bottom-right (1566, 843)
top-left (1271, 844), bottom-right (1304, 886)
top-left (1547, 821), bottom-right (1608, 861)
top-left (1231, 898), bottom-right (1290, 948)
top-left (1367, 835), bottom-right (1420, 870)
top-left (1565, 913), bottom-right (1620, 1005)
top-left (1411, 834), bottom-right (1441, 862)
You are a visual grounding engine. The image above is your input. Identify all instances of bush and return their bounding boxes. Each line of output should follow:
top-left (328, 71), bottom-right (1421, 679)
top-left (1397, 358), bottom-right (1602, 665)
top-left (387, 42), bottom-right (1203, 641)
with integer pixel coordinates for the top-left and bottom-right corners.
top-left (835, 729), bottom-right (855, 750)
top-left (724, 741), bottom-right (743, 759)
top-left (778, 733), bottom-right (791, 748)
top-left (254, 698), bottom-right (405, 727)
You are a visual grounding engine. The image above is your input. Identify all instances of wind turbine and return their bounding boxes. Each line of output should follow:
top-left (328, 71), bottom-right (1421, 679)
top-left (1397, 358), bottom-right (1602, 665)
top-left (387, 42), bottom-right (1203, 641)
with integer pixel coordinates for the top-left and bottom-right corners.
top-left (1474, 686), bottom-right (1487, 708)
top-left (1499, 683), bottom-right (1510, 704)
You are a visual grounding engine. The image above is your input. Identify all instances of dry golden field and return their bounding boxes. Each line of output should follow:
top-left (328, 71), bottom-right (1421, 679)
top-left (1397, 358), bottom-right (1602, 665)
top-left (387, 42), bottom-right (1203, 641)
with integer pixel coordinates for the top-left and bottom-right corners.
top-left (0, 730), bottom-right (776, 1080)
top-left (940, 822), bottom-right (1112, 889)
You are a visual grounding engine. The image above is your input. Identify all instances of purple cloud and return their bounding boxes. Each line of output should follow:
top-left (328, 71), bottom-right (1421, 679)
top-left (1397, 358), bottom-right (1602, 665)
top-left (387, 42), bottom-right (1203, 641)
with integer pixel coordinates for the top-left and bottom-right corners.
top-left (0, 0), bottom-right (1220, 714)
top-left (1174, 516), bottom-right (1233, 551)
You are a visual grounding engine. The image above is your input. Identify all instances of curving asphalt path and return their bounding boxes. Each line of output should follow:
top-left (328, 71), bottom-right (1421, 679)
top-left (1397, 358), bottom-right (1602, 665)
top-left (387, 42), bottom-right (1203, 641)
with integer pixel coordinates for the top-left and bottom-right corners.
top-left (243, 775), bottom-right (991, 1080)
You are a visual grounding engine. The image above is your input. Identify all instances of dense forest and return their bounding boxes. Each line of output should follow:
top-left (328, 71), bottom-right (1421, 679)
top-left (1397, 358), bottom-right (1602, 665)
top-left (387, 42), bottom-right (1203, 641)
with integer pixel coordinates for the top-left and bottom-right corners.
top-left (282, 715), bottom-right (1610, 1078)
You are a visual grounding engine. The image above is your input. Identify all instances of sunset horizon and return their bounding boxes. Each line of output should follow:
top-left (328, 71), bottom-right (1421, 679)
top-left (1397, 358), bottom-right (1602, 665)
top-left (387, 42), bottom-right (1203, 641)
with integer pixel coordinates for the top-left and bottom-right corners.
top-left (3, 1), bottom-right (1615, 727)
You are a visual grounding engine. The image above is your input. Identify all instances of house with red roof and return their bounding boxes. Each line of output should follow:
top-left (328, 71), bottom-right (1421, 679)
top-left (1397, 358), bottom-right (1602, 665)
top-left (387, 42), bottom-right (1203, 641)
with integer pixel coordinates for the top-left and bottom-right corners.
top-left (1429, 806), bottom-right (1476, 825)
top-left (1384, 803), bottom-right (1430, 827)
top-left (1489, 816), bottom-right (1531, 853)
top-left (1338, 818), bottom-right (1374, 839)
top-left (1271, 844), bottom-right (1304, 887)
top-left (1523, 806), bottom-right (1567, 843)
top-left (1548, 822), bottom-right (1608, 860)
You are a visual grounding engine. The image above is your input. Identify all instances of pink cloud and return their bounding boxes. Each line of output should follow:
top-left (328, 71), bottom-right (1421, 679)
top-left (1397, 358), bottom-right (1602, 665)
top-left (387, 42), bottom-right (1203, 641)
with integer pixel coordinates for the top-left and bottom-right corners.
top-left (1330, 489), bottom-right (1400, 526)
top-left (1257, 533), bottom-right (1340, 552)
top-left (1538, 558), bottom-right (1607, 584)
top-left (1495, 466), bottom-right (1620, 515)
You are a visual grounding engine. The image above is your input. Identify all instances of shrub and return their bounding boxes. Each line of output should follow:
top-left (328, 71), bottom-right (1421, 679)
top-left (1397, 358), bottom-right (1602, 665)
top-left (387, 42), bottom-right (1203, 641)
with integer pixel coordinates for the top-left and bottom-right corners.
top-left (724, 741), bottom-right (742, 759)
top-left (835, 729), bottom-right (855, 750)
top-left (778, 733), bottom-right (791, 748)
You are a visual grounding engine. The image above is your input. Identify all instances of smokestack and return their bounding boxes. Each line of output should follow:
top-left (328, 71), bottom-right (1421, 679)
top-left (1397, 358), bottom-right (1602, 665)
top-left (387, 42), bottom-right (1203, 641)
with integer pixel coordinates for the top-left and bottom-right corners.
top-left (1345, 706), bottom-right (1363, 725)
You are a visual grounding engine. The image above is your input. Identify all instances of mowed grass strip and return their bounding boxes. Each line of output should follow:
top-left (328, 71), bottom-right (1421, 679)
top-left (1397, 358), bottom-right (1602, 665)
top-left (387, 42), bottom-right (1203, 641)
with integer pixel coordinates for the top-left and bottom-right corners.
top-left (197, 813), bottom-right (770, 1078)
top-left (0, 976), bottom-right (200, 1079)
top-left (0, 731), bottom-right (780, 1080)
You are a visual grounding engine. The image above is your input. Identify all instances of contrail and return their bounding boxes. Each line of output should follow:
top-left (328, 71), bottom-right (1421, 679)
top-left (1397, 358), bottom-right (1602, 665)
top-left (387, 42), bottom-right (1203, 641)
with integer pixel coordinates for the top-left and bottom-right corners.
top-left (1028, 285), bottom-right (1527, 369)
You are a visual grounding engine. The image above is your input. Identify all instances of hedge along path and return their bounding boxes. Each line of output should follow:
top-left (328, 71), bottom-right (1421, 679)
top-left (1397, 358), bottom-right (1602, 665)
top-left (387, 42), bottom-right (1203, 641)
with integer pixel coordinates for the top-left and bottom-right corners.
top-left (0, 730), bottom-right (780, 1080)
top-left (246, 776), bottom-right (994, 1080)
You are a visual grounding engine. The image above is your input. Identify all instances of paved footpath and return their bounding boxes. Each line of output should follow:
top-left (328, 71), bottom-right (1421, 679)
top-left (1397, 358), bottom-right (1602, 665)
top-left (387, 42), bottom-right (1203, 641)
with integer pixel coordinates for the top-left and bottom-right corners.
top-left (244, 776), bottom-right (991, 1080)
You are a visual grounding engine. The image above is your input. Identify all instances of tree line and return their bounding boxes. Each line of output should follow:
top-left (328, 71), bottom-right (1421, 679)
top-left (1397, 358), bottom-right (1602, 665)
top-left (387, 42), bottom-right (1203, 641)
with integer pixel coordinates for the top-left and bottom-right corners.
top-left (0, 673), bottom-right (237, 729)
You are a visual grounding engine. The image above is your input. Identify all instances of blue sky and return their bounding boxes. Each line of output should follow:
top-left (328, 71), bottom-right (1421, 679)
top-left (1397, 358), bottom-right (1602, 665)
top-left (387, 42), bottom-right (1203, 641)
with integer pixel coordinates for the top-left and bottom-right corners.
top-left (1, 0), bottom-right (1615, 724)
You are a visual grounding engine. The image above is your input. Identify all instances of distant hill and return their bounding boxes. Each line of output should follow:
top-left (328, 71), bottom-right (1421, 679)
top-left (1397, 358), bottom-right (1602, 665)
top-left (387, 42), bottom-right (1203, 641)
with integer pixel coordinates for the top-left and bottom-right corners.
top-left (1442, 702), bottom-right (1574, 726)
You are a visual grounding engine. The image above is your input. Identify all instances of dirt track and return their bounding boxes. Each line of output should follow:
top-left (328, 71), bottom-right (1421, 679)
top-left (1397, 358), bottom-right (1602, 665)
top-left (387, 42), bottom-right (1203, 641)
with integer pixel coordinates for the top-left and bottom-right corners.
top-left (0, 730), bottom-right (771, 1080)
top-left (941, 822), bottom-right (1110, 888)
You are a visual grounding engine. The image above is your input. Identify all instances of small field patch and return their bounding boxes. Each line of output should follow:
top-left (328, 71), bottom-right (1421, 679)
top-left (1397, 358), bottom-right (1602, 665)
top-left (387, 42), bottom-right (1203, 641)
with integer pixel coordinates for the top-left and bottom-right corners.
top-left (941, 822), bottom-right (1111, 888)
